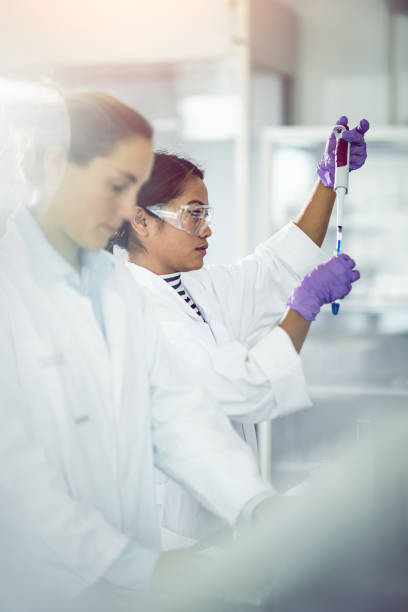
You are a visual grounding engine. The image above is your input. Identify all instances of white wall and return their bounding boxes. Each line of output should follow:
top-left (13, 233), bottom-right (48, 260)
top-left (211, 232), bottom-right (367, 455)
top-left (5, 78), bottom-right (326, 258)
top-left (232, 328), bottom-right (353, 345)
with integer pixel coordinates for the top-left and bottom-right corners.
top-left (280, 0), bottom-right (393, 126)
top-left (250, 0), bottom-right (299, 75)
top-left (1, 0), bottom-right (234, 65)
top-left (395, 14), bottom-right (408, 124)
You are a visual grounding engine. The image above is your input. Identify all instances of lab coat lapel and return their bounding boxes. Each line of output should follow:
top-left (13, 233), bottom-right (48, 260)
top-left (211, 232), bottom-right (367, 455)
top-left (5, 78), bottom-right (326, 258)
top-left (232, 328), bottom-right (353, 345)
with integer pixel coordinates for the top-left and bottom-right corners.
top-left (2, 244), bottom-right (120, 514)
top-left (179, 273), bottom-right (211, 323)
top-left (182, 275), bottom-right (232, 343)
top-left (102, 279), bottom-right (127, 416)
top-left (127, 263), bottom-right (205, 323)
top-left (105, 264), bottom-right (161, 547)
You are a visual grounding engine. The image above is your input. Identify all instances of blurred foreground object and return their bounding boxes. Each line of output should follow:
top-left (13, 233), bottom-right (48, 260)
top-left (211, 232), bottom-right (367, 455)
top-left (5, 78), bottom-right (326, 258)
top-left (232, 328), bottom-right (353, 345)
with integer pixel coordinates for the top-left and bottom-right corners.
top-left (0, 78), bottom-right (69, 235)
top-left (181, 411), bottom-right (408, 612)
top-left (77, 410), bottom-right (408, 612)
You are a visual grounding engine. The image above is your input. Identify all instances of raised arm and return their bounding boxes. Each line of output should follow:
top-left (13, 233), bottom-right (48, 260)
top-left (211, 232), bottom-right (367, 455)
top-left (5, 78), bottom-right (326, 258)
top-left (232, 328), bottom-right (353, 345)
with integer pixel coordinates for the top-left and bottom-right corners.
top-left (190, 117), bottom-right (368, 345)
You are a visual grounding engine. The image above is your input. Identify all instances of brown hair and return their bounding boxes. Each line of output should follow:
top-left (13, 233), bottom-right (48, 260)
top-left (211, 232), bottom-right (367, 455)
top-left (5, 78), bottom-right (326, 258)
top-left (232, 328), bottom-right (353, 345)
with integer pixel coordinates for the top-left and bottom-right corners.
top-left (23, 89), bottom-right (152, 185)
top-left (66, 91), bottom-right (152, 165)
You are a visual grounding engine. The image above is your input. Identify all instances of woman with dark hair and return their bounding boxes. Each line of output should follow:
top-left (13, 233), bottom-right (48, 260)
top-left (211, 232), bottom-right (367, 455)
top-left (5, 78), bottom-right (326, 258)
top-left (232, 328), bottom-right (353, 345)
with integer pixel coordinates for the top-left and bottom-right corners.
top-left (0, 86), bottom-right (277, 609)
top-left (108, 116), bottom-right (367, 547)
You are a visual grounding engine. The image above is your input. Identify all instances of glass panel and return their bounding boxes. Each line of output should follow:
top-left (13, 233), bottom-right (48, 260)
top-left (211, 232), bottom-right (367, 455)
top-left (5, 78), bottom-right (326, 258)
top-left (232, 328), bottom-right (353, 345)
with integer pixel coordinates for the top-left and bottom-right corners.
top-left (261, 128), bottom-right (408, 488)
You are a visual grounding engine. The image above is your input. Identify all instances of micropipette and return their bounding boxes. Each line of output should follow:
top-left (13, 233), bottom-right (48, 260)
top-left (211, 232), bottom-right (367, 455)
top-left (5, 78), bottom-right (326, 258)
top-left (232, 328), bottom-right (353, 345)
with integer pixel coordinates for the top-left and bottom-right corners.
top-left (331, 123), bottom-right (350, 315)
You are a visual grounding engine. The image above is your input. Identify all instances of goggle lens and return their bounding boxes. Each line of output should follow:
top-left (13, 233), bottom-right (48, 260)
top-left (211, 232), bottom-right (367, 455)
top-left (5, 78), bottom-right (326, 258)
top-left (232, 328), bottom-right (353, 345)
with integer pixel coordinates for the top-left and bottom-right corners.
top-left (178, 205), bottom-right (212, 235)
top-left (146, 203), bottom-right (213, 236)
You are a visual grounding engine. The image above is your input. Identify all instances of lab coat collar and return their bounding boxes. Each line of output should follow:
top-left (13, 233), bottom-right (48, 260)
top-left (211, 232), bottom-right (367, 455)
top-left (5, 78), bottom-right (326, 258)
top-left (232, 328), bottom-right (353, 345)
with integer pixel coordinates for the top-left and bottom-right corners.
top-left (9, 204), bottom-right (114, 292)
top-left (125, 261), bottom-right (209, 323)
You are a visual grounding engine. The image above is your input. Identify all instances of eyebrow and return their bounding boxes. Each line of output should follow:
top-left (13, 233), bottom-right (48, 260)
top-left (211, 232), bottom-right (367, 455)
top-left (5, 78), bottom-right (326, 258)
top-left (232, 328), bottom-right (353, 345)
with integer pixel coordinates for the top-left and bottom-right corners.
top-left (186, 199), bottom-right (207, 206)
top-left (115, 171), bottom-right (138, 183)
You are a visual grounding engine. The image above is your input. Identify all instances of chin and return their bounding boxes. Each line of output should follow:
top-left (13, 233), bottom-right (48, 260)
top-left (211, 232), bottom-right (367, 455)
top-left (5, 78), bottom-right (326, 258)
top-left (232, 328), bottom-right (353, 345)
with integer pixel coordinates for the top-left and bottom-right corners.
top-left (178, 261), bottom-right (203, 273)
top-left (193, 260), bottom-right (205, 270)
top-left (177, 252), bottom-right (206, 273)
top-left (80, 234), bottom-right (109, 251)
top-left (190, 261), bottom-right (205, 272)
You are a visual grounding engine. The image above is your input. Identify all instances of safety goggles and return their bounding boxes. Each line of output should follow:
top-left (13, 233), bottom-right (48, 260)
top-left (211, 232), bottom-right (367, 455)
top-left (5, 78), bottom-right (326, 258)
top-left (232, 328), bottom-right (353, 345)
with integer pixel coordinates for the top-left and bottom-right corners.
top-left (147, 203), bottom-right (213, 236)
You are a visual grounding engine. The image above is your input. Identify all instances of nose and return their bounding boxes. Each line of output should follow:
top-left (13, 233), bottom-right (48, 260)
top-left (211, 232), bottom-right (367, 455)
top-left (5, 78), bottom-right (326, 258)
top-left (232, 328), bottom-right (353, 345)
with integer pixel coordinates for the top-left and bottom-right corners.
top-left (118, 190), bottom-right (138, 222)
top-left (199, 223), bottom-right (212, 239)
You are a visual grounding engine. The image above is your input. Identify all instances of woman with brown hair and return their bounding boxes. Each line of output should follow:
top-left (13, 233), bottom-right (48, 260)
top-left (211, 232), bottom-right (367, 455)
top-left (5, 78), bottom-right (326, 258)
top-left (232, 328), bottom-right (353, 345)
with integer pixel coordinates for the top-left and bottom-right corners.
top-left (0, 86), bottom-right (276, 610)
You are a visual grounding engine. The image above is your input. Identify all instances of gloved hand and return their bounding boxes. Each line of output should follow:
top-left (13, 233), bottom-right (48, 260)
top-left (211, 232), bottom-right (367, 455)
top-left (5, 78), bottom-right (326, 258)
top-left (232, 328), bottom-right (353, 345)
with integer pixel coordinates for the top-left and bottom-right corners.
top-left (286, 253), bottom-right (360, 321)
top-left (317, 116), bottom-right (369, 188)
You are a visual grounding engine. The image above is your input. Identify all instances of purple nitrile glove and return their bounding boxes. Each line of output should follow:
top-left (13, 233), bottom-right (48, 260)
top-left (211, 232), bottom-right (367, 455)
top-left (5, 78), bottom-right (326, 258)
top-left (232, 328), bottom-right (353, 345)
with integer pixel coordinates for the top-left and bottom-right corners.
top-left (317, 116), bottom-right (370, 188)
top-left (286, 253), bottom-right (360, 321)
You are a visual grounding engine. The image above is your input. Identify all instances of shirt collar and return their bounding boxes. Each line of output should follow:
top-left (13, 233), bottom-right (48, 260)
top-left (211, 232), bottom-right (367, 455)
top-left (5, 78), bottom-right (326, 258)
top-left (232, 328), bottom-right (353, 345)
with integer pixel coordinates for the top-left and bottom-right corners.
top-left (160, 272), bottom-right (182, 289)
top-left (11, 205), bottom-right (114, 292)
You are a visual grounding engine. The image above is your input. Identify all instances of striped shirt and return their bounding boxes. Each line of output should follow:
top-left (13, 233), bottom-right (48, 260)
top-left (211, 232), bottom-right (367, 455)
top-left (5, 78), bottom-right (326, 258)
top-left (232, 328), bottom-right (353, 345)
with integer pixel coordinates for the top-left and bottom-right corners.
top-left (161, 273), bottom-right (206, 322)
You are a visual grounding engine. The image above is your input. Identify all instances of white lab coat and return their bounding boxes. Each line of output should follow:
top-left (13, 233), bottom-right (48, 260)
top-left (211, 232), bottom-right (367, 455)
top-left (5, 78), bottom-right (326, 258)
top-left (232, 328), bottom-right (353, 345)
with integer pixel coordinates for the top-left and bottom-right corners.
top-left (0, 206), bottom-right (271, 608)
top-left (126, 222), bottom-right (325, 543)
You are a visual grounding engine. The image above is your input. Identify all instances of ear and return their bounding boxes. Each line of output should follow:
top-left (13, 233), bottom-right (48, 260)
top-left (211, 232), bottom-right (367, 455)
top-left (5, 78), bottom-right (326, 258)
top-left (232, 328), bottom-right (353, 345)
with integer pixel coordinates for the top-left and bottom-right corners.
top-left (130, 206), bottom-right (149, 237)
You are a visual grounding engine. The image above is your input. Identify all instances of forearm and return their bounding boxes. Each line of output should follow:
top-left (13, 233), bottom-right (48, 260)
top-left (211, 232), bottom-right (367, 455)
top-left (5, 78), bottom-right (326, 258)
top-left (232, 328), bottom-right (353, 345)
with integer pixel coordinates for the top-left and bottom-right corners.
top-left (152, 385), bottom-right (273, 525)
top-left (165, 332), bottom-right (309, 424)
top-left (293, 179), bottom-right (336, 247)
top-left (278, 308), bottom-right (311, 353)
top-left (248, 325), bottom-right (312, 417)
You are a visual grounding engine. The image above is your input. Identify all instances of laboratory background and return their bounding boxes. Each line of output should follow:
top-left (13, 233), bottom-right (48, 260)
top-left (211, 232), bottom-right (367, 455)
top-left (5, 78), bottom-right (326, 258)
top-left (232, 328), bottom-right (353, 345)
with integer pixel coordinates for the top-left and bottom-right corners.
top-left (1, 0), bottom-right (407, 608)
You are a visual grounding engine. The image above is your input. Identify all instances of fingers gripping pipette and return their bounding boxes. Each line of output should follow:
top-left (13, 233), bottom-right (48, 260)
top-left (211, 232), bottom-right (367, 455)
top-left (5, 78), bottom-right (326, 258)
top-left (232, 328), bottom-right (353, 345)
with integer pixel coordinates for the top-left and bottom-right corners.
top-left (331, 123), bottom-right (350, 315)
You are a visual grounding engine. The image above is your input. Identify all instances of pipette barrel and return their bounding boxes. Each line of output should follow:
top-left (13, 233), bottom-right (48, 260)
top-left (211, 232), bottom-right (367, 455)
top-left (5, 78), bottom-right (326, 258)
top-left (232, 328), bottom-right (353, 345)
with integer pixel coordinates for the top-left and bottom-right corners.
top-left (331, 125), bottom-right (350, 316)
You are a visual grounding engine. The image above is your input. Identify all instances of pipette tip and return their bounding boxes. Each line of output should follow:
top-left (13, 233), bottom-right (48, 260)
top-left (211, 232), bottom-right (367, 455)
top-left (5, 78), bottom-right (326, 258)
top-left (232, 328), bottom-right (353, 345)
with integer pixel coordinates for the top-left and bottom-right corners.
top-left (331, 302), bottom-right (340, 315)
